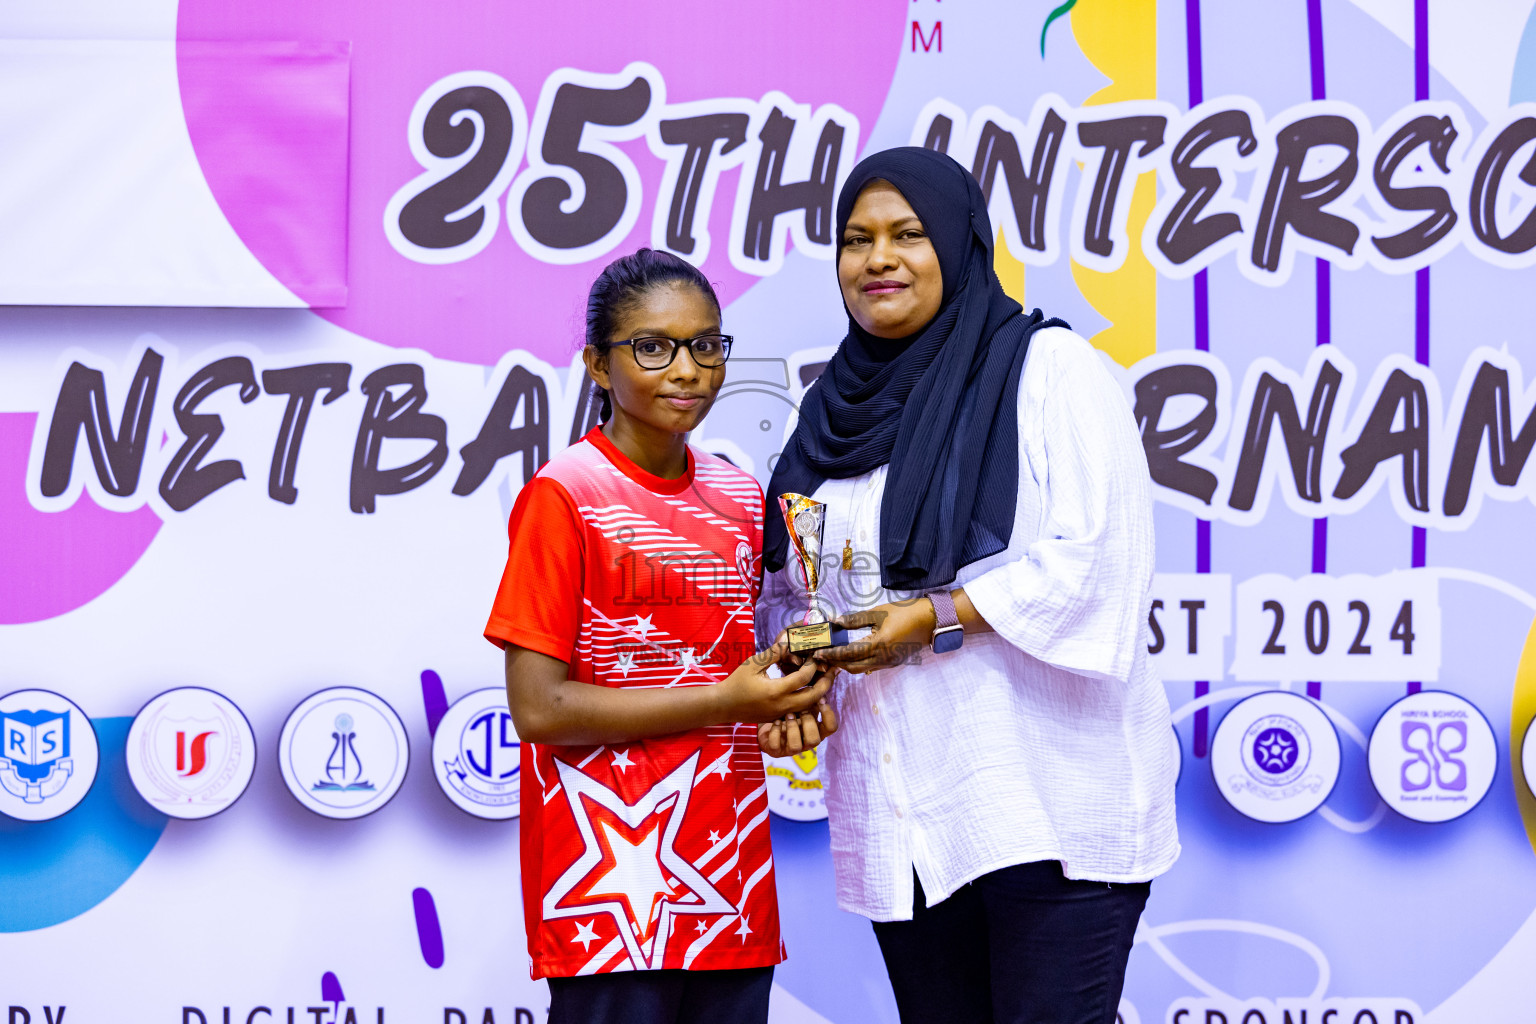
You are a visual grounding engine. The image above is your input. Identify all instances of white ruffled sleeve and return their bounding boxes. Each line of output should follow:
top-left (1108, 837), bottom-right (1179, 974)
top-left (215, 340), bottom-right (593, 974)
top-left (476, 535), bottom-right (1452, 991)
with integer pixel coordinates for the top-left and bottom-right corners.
top-left (961, 328), bottom-right (1154, 684)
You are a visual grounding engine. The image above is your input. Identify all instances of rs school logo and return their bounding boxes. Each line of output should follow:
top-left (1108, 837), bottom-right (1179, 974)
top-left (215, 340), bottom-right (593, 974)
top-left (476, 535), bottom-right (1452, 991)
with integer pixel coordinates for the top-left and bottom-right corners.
top-left (433, 687), bottom-right (521, 820)
top-left (126, 687), bottom-right (258, 820)
top-left (279, 687), bottom-right (410, 820)
top-left (0, 689), bottom-right (99, 821)
top-left (1211, 691), bottom-right (1341, 824)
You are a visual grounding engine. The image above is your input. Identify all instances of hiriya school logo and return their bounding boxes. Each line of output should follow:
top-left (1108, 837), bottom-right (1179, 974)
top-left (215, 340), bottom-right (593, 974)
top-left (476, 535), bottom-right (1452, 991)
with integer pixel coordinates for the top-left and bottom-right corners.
top-left (1368, 690), bottom-right (1497, 824)
top-left (432, 687), bottom-right (521, 820)
top-left (764, 748), bottom-right (826, 822)
top-left (0, 689), bottom-right (99, 821)
top-left (279, 687), bottom-right (410, 819)
top-left (1211, 691), bottom-right (1341, 823)
top-left (126, 687), bottom-right (258, 820)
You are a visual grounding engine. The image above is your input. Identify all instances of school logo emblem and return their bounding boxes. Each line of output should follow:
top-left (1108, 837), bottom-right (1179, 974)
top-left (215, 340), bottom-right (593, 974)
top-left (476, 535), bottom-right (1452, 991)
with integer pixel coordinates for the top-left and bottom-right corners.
top-left (764, 747), bottom-right (827, 822)
top-left (735, 541), bottom-right (760, 595)
top-left (126, 687), bottom-right (257, 819)
top-left (279, 687), bottom-right (410, 819)
top-left (1369, 690), bottom-right (1497, 823)
top-left (1211, 691), bottom-right (1340, 823)
top-left (0, 689), bottom-right (99, 822)
top-left (1523, 714), bottom-right (1536, 802)
top-left (432, 687), bottom-right (521, 820)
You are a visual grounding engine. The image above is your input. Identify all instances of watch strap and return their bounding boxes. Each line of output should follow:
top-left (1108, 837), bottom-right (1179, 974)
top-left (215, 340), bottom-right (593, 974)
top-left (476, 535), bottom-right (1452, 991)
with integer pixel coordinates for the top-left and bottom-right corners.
top-left (928, 591), bottom-right (964, 653)
top-left (928, 590), bottom-right (960, 631)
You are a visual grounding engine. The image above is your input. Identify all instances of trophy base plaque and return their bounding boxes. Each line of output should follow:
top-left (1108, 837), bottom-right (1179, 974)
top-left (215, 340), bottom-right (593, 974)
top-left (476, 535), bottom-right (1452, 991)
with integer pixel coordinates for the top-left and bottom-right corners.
top-left (785, 622), bottom-right (870, 654)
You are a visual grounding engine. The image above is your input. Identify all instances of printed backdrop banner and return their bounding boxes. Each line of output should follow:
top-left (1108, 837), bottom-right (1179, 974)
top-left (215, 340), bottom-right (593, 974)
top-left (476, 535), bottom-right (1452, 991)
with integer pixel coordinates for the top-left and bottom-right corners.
top-left (2, 1), bottom-right (1536, 1022)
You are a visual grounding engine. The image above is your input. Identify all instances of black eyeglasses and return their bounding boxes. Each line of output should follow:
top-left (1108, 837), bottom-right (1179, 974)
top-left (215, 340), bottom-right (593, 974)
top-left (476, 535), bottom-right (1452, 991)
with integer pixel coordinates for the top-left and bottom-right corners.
top-left (613, 333), bottom-right (734, 370)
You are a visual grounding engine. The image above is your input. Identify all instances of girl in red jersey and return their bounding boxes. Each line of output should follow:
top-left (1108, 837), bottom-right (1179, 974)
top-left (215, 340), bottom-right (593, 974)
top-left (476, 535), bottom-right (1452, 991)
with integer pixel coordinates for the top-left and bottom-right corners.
top-left (484, 249), bottom-right (836, 1024)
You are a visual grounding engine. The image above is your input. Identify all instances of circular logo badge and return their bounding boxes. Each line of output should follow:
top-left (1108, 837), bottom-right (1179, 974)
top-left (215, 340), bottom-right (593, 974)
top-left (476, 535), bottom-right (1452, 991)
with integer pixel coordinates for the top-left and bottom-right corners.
top-left (764, 748), bottom-right (827, 822)
top-left (432, 687), bottom-right (521, 820)
top-left (1211, 691), bottom-right (1340, 823)
top-left (0, 689), bottom-right (99, 822)
top-left (1368, 690), bottom-right (1497, 823)
top-left (127, 687), bottom-right (258, 820)
top-left (1521, 714), bottom-right (1536, 801)
top-left (1170, 724), bottom-right (1183, 787)
top-left (279, 688), bottom-right (410, 819)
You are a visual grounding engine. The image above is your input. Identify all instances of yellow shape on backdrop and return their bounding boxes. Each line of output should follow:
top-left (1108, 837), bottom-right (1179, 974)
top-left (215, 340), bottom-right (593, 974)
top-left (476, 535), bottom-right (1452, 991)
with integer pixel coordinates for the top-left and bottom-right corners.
top-left (995, 228), bottom-right (1027, 306)
top-left (1068, 0), bottom-right (1158, 368)
top-left (1514, 616), bottom-right (1536, 860)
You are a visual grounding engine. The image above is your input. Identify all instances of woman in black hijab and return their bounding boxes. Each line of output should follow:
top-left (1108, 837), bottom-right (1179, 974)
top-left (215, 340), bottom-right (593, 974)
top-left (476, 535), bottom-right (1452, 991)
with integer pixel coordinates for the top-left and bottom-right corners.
top-left (758, 148), bottom-right (1179, 1024)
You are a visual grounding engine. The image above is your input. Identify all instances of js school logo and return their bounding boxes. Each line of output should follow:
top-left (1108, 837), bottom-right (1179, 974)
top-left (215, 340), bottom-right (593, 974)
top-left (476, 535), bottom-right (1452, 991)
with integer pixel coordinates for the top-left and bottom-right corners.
top-left (433, 687), bottom-right (521, 820)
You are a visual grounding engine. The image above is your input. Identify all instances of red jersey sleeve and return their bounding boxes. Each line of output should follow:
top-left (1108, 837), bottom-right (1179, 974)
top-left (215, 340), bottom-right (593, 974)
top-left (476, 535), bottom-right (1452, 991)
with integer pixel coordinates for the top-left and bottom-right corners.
top-left (483, 475), bottom-right (584, 660)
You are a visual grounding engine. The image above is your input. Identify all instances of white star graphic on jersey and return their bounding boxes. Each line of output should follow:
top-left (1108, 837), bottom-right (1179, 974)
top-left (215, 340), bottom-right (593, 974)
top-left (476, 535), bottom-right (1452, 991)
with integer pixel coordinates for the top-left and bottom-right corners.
top-left (708, 830), bottom-right (722, 844)
top-left (616, 652), bottom-right (636, 677)
top-left (735, 914), bottom-right (752, 942)
top-left (544, 754), bottom-right (737, 971)
top-left (695, 918), bottom-right (710, 934)
top-left (572, 920), bottom-right (599, 951)
top-left (633, 614), bottom-right (655, 639)
top-left (678, 647), bottom-right (698, 669)
top-left (710, 760), bottom-right (731, 779)
top-left (588, 819), bottom-right (674, 928)
top-left (611, 749), bottom-right (634, 774)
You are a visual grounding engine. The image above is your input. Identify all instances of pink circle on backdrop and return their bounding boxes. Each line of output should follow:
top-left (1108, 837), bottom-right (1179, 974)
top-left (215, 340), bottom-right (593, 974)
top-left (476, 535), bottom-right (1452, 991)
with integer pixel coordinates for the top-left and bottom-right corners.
top-left (0, 414), bottom-right (162, 625)
top-left (176, 2), bottom-right (905, 366)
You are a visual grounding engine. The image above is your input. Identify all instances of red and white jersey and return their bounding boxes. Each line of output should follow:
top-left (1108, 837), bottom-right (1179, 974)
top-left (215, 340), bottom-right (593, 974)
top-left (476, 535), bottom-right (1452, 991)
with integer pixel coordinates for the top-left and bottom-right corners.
top-left (485, 427), bottom-right (781, 979)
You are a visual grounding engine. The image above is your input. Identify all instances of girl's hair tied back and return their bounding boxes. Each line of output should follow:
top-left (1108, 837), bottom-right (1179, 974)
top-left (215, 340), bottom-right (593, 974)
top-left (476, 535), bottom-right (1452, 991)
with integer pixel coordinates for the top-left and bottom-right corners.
top-left (584, 248), bottom-right (720, 423)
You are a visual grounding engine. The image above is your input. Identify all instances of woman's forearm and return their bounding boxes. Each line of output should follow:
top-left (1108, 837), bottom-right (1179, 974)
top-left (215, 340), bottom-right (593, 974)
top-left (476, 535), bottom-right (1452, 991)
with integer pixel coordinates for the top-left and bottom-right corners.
top-left (952, 587), bottom-right (995, 634)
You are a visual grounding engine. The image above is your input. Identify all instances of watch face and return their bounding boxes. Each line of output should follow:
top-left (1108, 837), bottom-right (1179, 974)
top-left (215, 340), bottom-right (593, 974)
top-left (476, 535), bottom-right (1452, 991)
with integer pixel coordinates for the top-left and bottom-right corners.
top-left (933, 627), bottom-right (964, 654)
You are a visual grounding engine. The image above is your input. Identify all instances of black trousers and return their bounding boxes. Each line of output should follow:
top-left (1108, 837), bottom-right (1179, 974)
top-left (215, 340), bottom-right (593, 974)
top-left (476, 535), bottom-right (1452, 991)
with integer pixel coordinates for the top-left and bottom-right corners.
top-left (872, 861), bottom-right (1150, 1024)
top-left (547, 965), bottom-right (774, 1024)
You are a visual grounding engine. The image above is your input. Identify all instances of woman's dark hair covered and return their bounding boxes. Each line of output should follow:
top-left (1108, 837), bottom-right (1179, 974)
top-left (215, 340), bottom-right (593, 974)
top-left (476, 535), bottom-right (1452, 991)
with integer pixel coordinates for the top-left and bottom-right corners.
top-left (764, 147), bottom-right (1067, 591)
top-left (584, 248), bottom-right (720, 421)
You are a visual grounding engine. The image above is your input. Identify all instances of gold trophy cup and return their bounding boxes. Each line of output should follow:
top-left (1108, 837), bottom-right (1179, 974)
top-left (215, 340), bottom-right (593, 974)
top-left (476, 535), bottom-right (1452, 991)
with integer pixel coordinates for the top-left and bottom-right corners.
top-left (778, 493), bottom-right (860, 654)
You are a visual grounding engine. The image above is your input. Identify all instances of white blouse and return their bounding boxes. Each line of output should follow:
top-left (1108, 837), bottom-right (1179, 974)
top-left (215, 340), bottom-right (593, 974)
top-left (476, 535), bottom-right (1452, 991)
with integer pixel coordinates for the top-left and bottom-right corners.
top-left (757, 326), bottom-right (1180, 922)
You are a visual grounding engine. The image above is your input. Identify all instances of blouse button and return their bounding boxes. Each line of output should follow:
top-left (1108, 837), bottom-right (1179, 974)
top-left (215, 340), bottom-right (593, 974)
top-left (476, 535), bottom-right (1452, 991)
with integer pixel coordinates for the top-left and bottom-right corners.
top-left (894, 807), bottom-right (904, 819)
top-left (871, 703), bottom-right (879, 715)
top-left (883, 753), bottom-right (892, 764)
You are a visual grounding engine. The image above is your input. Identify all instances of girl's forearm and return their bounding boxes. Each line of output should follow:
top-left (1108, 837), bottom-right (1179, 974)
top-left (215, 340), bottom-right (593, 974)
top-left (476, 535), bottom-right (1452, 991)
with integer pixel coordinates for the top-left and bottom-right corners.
top-left (511, 674), bottom-right (726, 746)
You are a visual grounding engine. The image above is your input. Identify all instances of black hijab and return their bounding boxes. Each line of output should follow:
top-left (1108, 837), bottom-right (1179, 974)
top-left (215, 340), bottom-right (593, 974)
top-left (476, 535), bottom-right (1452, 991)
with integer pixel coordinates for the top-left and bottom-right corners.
top-left (763, 147), bottom-right (1067, 591)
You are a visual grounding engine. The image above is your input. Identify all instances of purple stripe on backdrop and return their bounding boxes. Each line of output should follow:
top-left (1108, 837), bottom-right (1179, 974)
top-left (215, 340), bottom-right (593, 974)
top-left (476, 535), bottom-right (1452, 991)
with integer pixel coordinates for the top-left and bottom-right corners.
top-left (1413, 268), bottom-right (1430, 573)
top-left (1185, 0), bottom-right (1205, 106)
top-left (1408, 0), bottom-right (1429, 698)
top-left (1188, 0), bottom-right (1211, 757)
top-left (1415, 268), bottom-right (1430, 367)
top-left (1415, 0), bottom-right (1429, 101)
top-left (1315, 260), bottom-right (1331, 349)
top-left (1194, 681), bottom-right (1210, 759)
top-left (1194, 272), bottom-right (1209, 351)
top-left (1307, 0), bottom-right (1329, 705)
top-left (1307, 0), bottom-right (1327, 101)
